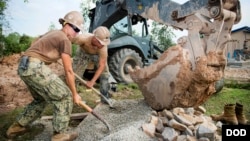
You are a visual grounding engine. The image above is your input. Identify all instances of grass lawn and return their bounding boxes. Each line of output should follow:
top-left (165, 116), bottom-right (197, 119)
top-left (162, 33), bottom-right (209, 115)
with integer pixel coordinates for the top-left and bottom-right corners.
top-left (202, 87), bottom-right (250, 120)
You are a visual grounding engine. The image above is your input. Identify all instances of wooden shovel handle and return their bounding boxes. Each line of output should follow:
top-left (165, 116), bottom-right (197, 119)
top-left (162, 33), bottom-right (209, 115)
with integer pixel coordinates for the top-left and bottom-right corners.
top-left (79, 101), bottom-right (93, 112)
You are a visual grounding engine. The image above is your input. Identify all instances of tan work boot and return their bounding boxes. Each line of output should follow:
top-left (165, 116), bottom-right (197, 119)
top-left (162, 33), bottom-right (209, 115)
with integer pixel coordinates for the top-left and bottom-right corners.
top-left (211, 104), bottom-right (238, 125)
top-left (235, 102), bottom-right (248, 125)
top-left (6, 122), bottom-right (27, 138)
top-left (51, 132), bottom-right (78, 141)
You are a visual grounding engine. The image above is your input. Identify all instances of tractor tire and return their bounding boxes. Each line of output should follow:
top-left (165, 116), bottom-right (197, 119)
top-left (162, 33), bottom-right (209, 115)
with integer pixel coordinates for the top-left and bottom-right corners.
top-left (109, 48), bottom-right (143, 84)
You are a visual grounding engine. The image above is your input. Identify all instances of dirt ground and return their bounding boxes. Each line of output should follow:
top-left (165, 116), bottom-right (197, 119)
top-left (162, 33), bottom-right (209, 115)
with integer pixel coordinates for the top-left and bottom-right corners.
top-left (0, 53), bottom-right (249, 115)
top-left (0, 53), bottom-right (65, 115)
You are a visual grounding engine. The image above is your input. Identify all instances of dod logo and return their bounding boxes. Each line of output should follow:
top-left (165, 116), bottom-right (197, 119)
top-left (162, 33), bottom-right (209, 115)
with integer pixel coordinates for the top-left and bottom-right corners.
top-left (222, 125), bottom-right (249, 141)
top-left (226, 129), bottom-right (246, 136)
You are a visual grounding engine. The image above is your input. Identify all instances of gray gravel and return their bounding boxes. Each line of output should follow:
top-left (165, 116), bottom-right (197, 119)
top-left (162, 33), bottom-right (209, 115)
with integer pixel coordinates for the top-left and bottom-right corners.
top-left (75, 99), bottom-right (156, 141)
top-left (33, 99), bottom-right (157, 141)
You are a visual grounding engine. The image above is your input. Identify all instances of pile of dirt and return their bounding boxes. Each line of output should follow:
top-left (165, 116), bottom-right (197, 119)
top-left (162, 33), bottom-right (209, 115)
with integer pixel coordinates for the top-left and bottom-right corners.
top-left (0, 54), bottom-right (30, 114)
top-left (0, 53), bottom-right (64, 114)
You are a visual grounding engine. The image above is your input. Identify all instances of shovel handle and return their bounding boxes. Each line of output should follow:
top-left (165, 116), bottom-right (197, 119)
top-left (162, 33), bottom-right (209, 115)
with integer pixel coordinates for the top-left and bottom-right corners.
top-left (74, 74), bottom-right (98, 92)
top-left (79, 101), bottom-right (93, 112)
top-left (57, 61), bottom-right (113, 107)
top-left (74, 73), bottom-right (113, 107)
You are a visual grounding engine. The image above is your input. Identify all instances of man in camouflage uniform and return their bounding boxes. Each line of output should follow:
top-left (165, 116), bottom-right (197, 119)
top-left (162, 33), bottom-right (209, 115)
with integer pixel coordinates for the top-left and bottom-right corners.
top-left (6, 11), bottom-right (84, 141)
top-left (73, 26), bottom-right (111, 103)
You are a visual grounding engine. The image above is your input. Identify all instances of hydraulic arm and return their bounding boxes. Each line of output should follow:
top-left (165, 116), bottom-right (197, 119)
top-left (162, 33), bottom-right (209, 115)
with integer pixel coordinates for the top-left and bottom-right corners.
top-left (89, 0), bottom-right (241, 110)
top-left (127, 0), bottom-right (241, 110)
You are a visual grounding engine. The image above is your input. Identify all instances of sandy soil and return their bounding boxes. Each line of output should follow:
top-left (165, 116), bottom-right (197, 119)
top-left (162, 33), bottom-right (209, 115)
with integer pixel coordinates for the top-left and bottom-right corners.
top-left (0, 53), bottom-right (249, 115)
top-left (0, 53), bottom-right (64, 115)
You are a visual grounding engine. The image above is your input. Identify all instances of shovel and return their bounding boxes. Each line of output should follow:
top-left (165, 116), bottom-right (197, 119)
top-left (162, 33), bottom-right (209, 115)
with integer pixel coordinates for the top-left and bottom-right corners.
top-left (57, 61), bottom-right (114, 108)
top-left (74, 73), bottom-right (114, 108)
top-left (79, 101), bottom-right (111, 131)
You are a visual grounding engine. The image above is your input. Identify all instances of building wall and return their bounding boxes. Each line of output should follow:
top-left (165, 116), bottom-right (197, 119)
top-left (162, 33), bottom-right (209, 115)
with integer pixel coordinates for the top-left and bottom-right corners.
top-left (226, 30), bottom-right (250, 59)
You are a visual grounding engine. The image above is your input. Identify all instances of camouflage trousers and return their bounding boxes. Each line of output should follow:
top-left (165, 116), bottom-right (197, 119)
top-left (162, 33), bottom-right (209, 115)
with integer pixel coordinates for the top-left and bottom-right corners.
top-left (73, 49), bottom-right (110, 100)
top-left (17, 56), bottom-right (73, 133)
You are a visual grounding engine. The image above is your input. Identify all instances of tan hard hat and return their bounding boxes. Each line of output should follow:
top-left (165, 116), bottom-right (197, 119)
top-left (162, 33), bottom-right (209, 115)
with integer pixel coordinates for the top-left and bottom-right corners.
top-left (93, 26), bottom-right (110, 46)
top-left (59, 11), bottom-right (84, 32)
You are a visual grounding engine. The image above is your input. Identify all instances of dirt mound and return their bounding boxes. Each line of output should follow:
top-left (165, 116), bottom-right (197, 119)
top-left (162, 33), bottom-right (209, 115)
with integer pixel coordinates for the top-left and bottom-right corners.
top-left (0, 54), bottom-right (30, 114)
top-left (0, 54), bottom-right (64, 115)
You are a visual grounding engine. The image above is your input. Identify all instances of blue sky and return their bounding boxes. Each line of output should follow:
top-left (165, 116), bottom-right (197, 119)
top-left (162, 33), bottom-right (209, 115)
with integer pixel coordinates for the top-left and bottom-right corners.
top-left (5, 0), bottom-right (250, 42)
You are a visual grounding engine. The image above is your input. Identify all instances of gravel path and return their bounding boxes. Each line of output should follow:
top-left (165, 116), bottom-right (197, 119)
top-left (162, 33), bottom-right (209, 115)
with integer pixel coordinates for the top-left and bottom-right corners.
top-left (75, 99), bottom-right (156, 141)
top-left (33, 99), bottom-right (157, 141)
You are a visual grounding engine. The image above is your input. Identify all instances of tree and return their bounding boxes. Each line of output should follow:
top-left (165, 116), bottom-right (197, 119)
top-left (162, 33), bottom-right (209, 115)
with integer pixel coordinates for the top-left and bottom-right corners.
top-left (4, 32), bottom-right (21, 55)
top-left (0, 0), bottom-right (10, 33)
top-left (19, 34), bottom-right (33, 51)
top-left (1, 0), bottom-right (29, 34)
top-left (151, 21), bottom-right (176, 51)
top-left (0, 0), bottom-right (9, 56)
top-left (2, 32), bottom-right (33, 55)
top-left (80, 0), bottom-right (96, 31)
top-left (48, 22), bottom-right (57, 31)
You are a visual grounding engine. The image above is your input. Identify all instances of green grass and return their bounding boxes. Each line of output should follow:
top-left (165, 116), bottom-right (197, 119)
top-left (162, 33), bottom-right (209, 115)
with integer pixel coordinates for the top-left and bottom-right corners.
top-left (224, 79), bottom-right (250, 89)
top-left (0, 84), bottom-right (249, 140)
top-left (202, 87), bottom-right (250, 117)
top-left (112, 83), bottom-right (143, 100)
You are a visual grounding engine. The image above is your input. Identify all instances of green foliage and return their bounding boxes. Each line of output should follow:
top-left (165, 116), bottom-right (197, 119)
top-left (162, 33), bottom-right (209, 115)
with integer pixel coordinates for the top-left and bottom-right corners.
top-left (0, 0), bottom-right (9, 13)
top-left (151, 21), bottom-right (176, 51)
top-left (224, 79), bottom-right (250, 89)
top-left (19, 34), bottom-right (33, 51)
top-left (0, 0), bottom-right (10, 30)
top-left (117, 83), bottom-right (139, 90)
top-left (113, 83), bottom-right (143, 100)
top-left (48, 22), bottom-right (57, 31)
top-left (72, 44), bottom-right (78, 57)
top-left (3, 33), bottom-right (33, 55)
top-left (3, 32), bottom-right (21, 55)
top-left (80, 0), bottom-right (97, 31)
top-left (1, 31), bottom-right (80, 58)
top-left (1, 0), bottom-right (11, 45)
